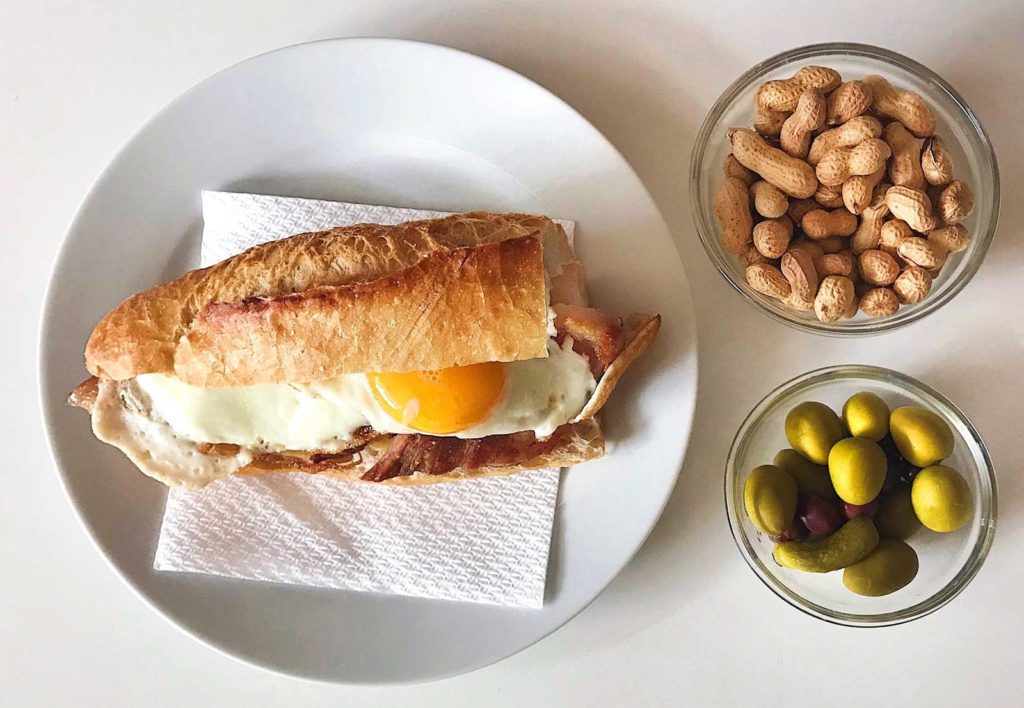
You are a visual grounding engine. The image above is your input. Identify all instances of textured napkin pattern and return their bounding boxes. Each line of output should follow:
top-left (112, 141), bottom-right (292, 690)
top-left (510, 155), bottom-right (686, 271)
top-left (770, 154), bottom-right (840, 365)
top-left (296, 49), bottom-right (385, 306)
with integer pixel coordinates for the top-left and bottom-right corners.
top-left (200, 191), bottom-right (575, 265)
top-left (153, 192), bottom-right (569, 608)
top-left (156, 472), bottom-right (560, 605)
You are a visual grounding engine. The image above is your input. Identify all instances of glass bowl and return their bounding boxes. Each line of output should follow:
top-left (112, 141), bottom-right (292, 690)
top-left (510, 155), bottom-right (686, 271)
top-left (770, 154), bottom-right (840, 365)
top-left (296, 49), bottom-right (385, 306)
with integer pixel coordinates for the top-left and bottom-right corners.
top-left (691, 43), bottom-right (999, 336)
top-left (725, 365), bottom-right (996, 626)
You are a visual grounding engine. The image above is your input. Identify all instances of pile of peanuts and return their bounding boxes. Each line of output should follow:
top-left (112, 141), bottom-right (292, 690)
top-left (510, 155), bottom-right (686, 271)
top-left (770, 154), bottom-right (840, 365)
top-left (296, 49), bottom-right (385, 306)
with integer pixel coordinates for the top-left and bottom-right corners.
top-left (714, 66), bottom-right (975, 323)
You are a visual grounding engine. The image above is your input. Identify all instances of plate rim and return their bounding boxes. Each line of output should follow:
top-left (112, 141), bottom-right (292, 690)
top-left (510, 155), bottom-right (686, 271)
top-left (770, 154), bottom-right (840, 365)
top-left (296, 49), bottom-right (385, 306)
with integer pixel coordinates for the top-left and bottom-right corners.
top-left (38, 36), bottom-right (698, 684)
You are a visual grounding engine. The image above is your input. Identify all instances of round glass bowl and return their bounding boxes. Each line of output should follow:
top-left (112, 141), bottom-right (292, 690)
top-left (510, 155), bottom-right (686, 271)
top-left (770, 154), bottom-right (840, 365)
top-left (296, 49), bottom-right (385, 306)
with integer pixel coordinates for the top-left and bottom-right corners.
top-left (691, 43), bottom-right (999, 335)
top-left (725, 365), bottom-right (996, 626)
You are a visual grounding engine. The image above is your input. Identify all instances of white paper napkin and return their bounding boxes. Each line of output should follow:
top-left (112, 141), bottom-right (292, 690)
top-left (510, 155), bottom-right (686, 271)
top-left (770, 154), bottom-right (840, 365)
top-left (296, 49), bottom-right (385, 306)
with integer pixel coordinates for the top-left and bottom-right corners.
top-left (153, 191), bottom-right (573, 608)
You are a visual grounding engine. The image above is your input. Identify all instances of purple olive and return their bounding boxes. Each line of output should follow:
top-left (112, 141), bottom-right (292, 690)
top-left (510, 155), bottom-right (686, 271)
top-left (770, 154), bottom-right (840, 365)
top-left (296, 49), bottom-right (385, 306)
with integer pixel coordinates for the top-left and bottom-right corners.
top-left (843, 497), bottom-right (880, 519)
top-left (770, 517), bottom-right (809, 543)
top-left (798, 494), bottom-right (844, 535)
top-left (878, 435), bottom-right (920, 488)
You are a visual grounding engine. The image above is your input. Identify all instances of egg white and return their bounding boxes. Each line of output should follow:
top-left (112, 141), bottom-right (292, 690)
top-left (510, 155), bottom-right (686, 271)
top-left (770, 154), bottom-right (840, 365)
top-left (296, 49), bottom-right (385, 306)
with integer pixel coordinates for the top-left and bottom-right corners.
top-left (134, 337), bottom-right (595, 452)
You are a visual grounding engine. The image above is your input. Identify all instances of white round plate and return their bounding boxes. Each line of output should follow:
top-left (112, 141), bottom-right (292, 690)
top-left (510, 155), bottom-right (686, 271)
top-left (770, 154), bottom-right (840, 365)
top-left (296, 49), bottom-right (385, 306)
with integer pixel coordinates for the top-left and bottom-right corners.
top-left (40, 38), bottom-right (697, 683)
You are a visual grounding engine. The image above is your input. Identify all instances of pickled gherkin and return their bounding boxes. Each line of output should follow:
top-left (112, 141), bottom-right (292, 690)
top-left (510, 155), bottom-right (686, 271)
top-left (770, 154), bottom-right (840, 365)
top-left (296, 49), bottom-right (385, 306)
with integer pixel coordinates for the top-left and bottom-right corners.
top-left (773, 516), bottom-right (879, 573)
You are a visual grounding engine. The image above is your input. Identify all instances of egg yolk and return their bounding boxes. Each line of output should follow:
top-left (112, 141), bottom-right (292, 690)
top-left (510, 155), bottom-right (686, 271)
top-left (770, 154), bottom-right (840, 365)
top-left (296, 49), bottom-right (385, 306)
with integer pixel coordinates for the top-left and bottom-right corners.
top-left (367, 362), bottom-right (508, 434)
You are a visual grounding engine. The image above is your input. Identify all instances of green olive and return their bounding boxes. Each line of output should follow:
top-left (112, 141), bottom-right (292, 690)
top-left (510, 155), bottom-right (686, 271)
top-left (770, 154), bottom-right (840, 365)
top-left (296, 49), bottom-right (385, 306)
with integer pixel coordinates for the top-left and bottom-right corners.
top-left (785, 401), bottom-right (845, 465)
top-left (842, 392), bottom-right (890, 441)
top-left (744, 465), bottom-right (798, 536)
top-left (774, 516), bottom-right (879, 573)
top-left (842, 539), bottom-right (919, 596)
top-left (828, 437), bottom-right (887, 505)
top-left (875, 488), bottom-right (921, 540)
top-left (773, 449), bottom-right (837, 500)
top-left (912, 465), bottom-right (972, 532)
top-left (890, 406), bottom-right (954, 467)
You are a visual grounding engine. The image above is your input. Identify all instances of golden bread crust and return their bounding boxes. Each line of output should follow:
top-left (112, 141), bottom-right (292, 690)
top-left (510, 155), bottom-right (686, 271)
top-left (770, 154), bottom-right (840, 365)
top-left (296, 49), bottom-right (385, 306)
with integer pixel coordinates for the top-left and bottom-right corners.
top-left (174, 236), bottom-right (547, 387)
top-left (85, 212), bottom-right (574, 382)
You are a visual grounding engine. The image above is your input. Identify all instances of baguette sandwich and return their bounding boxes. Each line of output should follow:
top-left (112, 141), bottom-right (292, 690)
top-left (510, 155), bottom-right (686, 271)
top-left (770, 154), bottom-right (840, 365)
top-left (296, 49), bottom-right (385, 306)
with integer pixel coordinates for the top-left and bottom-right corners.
top-left (69, 211), bottom-right (660, 488)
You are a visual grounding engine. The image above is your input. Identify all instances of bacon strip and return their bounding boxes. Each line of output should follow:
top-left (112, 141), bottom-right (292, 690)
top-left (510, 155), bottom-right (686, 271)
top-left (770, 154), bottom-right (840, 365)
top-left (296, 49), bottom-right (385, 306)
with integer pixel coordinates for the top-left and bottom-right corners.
top-left (551, 304), bottom-right (623, 377)
top-left (361, 435), bottom-right (414, 482)
top-left (362, 425), bottom-right (574, 482)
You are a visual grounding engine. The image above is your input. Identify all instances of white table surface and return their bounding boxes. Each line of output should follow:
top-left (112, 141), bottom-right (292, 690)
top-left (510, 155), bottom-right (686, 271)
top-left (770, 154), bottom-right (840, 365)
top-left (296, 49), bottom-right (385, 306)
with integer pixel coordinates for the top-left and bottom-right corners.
top-left (5, 1), bottom-right (1023, 704)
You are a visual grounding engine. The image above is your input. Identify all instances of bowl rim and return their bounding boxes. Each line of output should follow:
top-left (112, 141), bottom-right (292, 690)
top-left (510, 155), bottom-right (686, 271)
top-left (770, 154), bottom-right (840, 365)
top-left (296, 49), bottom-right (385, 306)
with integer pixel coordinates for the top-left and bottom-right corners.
top-left (690, 42), bottom-right (1001, 337)
top-left (724, 364), bottom-right (997, 627)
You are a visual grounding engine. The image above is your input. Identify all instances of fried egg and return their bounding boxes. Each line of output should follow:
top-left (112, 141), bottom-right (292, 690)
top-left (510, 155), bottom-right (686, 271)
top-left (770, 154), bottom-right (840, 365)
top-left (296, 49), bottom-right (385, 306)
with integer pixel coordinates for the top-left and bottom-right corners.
top-left (365, 362), bottom-right (508, 434)
top-left (133, 336), bottom-right (595, 452)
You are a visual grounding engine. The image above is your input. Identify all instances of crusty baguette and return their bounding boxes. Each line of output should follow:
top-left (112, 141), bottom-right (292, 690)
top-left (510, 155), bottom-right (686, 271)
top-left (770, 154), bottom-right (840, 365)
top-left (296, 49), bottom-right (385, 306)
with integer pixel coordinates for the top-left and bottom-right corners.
top-left (175, 236), bottom-right (547, 387)
top-left (86, 212), bottom-right (580, 383)
top-left (72, 209), bottom-right (661, 489)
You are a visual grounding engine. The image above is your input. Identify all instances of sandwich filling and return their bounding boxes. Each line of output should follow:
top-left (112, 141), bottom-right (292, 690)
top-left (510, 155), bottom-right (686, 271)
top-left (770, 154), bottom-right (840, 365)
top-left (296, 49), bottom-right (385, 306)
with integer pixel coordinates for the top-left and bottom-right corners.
top-left (133, 334), bottom-right (596, 452)
top-left (79, 304), bottom-right (657, 488)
